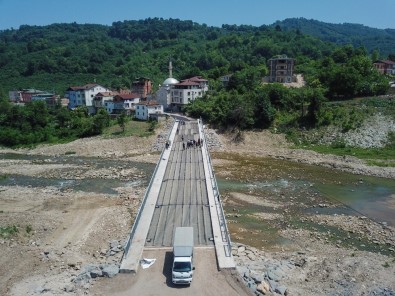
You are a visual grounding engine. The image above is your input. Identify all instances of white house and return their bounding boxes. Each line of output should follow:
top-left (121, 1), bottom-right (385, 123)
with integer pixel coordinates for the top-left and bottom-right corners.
top-left (66, 83), bottom-right (110, 113)
top-left (117, 93), bottom-right (141, 114)
top-left (170, 76), bottom-right (209, 112)
top-left (93, 92), bottom-right (117, 111)
top-left (135, 101), bottom-right (164, 121)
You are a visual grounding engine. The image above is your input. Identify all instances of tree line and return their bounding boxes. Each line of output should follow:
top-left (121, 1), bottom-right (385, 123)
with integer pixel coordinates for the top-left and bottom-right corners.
top-left (0, 98), bottom-right (110, 147)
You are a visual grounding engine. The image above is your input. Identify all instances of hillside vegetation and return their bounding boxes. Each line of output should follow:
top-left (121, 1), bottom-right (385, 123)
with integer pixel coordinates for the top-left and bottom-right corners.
top-left (0, 18), bottom-right (394, 151)
top-left (273, 18), bottom-right (395, 57)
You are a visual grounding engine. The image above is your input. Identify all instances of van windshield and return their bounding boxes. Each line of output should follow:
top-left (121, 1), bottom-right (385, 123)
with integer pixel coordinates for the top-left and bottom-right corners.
top-left (173, 262), bottom-right (191, 272)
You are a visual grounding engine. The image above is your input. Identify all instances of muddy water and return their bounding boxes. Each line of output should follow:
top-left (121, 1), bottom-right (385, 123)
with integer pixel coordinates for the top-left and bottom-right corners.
top-left (213, 152), bottom-right (395, 252)
top-left (0, 153), bottom-right (155, 194)
top-left (214, 153), bottom-right (395, 225)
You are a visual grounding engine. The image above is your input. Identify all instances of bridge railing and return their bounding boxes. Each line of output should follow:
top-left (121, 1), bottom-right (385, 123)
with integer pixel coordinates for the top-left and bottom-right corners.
top-left (198, 119), bottom-right (233, 257)
top-left (122, 120), bottom-right (176, 259)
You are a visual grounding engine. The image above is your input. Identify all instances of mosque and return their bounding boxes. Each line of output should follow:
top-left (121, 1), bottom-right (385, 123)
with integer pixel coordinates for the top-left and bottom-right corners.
top-left (156, 60), bottom-right (209, 112)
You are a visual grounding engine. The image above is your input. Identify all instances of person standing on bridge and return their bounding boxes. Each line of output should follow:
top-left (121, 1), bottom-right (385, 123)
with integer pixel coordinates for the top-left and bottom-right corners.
top-left (182, 142), bottom-right (185, 150)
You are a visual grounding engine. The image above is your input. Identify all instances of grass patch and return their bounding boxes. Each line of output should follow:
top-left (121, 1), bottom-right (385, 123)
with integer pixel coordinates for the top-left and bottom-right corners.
top-left (307, 145), bottom-right (395, 162)
top-left (103, 119), bottom-right (158, 138)
top-left (26, 224), bottom-right (33, 234)
top-left (293, 131), bottom-right (395, 167)
top-left (0, 174), bottom-right (8, 180)
top-left (0, 225), bottom-right (19, 238)
top-left (383, 262), bottom-right (390, 268)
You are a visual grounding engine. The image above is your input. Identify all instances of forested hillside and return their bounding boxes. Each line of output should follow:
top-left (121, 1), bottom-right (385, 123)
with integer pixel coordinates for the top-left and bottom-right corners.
top-left (0, 18), bottom-right (393, 148)
top-left (273, 18), bottom-right (395, 57)
top-left (1, 17), bottom-right (393, 96)
top-left (0, 18), bottom-right (336, 95)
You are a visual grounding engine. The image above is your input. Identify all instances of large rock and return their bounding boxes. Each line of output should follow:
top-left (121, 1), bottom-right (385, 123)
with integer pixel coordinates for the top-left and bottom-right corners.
top-left (73, 272), bottom-right (91, 285)
top-left (275, 285), bottom-right (288, 296)
top-left (257, 281), bottom-right (270, 294)
top-left (250, 271), bottom-right (265, 283)
top-left (238, 246), bottom-right (246, 253)
top-left (90, 267), bottom-right (103, 278)
top-left (267, 270), bottom-right (281, 282)
top-left (102, 264), bottom-right (119, 278)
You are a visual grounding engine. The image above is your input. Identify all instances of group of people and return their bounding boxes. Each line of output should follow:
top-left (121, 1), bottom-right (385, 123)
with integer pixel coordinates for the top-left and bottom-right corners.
top-left (182, 138), bottom-right (203, 150)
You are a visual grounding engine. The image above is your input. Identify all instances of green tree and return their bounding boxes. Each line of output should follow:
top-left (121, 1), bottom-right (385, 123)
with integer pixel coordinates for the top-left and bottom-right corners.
top-left (117, 112), bottom-right (128, 133)
top-left (92, 109), bottom-right (110, 134)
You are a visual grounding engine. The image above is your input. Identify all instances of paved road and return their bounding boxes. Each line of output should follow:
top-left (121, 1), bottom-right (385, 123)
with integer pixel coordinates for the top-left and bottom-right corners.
top-left (146, 120), bottom-right (214, 247)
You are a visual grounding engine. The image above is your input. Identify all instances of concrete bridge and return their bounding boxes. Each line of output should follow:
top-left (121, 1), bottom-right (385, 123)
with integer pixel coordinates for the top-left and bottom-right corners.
top-left (120, 119), bottom-right (234, 273)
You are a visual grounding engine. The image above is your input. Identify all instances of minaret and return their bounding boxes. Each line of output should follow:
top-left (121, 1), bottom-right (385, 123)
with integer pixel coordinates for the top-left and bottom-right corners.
top-left (169, 59), bottom-right (173, 78)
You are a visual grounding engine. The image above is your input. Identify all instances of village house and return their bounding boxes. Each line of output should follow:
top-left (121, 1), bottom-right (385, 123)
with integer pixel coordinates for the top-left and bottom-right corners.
top-left (66, 83), bottom-right (110, 113)
top-left (135, 101), bottom-right (164, 121)
top-left (170, 76), bottom-right (209, 112)
top-left (93, 92), bottom-right (141, 115)
top-left (219, 74), bottom-right (233, 87)
top-left (93, 92), bottom-right (117, 110)
top-left (114, 93), bottom-right (141, 115)
top-left (8, 89), bottom-right (66, 108)
top-left (373, 60), bottom-right (395, 75)
top-left (9, 89), bottom-right (49, 103)
top-left (268, 55), bottom-right (296, 83)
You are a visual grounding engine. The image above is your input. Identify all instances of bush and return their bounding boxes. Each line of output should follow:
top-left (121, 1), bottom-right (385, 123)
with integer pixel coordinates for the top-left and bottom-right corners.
top-left (330, 139), bottom-right (347, 148)
top-left (0, 225), bottom-right (19, 238)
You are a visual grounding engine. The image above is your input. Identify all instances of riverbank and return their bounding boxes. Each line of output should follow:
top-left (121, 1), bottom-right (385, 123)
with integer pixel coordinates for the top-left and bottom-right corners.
top-left (0, 119), bottom-right (394, 295)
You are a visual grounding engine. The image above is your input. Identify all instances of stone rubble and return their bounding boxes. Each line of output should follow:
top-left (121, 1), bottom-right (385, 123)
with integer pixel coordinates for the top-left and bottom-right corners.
top-left (233, 243), bottom-right (292, 296)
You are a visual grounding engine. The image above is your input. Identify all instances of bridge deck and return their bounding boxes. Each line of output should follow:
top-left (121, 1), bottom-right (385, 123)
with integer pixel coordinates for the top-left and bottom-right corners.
top-left (120, 119), bottom-right (234, 273)
top-left (146, 121), bottom-right (214, 247)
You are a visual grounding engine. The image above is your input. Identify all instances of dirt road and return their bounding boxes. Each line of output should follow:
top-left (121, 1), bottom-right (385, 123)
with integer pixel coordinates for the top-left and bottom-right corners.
top-left (91, 248), bottom-right (251, 296)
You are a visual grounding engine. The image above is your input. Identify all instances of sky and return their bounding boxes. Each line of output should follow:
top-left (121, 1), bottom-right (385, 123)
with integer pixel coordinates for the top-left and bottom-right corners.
top-left (0, 0), bottom-right (394, 31)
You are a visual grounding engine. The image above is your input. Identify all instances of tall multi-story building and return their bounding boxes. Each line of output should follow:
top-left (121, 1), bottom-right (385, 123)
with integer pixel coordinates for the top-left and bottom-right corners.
top-left (268, 55), bottom-right (296, 83)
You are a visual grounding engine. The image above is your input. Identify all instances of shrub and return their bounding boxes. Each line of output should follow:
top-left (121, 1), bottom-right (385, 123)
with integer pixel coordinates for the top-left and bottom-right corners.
top-left (0, 225), bottom-right (19, 238)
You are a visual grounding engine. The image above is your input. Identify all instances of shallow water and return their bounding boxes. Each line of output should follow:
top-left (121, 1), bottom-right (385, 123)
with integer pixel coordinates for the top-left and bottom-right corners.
top-left (217, 156), bottom-right (395, 226)
top-left (315, 180), bottom-right (395, 225)
top-left (0, 153), bottom-right (155, 194)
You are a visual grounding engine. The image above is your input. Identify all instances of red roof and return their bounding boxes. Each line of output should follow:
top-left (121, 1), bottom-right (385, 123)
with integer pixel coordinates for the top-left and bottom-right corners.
top-left (374, 60), bottom-right (395, 65)
top-left (95, 92), bottom-right (117, 97)
top-left (137, 100), bottom-right (160, 106)
top-left (176, 80), bottom-right (200, 86)
top-left (188, 76), bottom-right (208, 82)
top-left (115, 93), bottom-right (141, 100)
